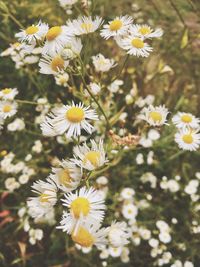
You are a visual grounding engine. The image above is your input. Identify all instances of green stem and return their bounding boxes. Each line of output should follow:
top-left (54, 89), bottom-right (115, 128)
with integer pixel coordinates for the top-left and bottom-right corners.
top-left (80, 73), bottom-right (110, 129)
top-left (168, 0), bottom-right (186, 27)
top-left (16, 99), bottom-right (38, 105)
top-left (111, 54), bottom-right (129, 82)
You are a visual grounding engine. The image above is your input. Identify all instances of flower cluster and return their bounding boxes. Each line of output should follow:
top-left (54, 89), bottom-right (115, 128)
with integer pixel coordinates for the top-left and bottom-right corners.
top-left (0, 1), bottom-right (199, 266)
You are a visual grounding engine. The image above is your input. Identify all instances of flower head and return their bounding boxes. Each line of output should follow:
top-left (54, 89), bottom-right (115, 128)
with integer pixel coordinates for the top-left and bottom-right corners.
top-left (172, 112), bottom-right (200, 129)
top-left (139, 105), bottom-right (169, 126)
top-left (15, 21), bottom-right (49, 44)
top-left (39, 54), bottom-right (69, 75)
top-left (175, 128), bottom-right (200, 151)
top-left (0, 88), bottom-right (18, 100)
top-left (0, 101), bottom-right (18, 119)
top-left (50, 160), bottom-right (82, 192)
top-left (129, 24), bottom-right (163, 39)
top-left (67, 16), bottom-right (103, 35)
top-left (27, 178), bottom-right (57, 219)
top-left (72, 139), bottom-right (107, 171)
top-left (92, 54), bottom-right (116, 72)
top-left (101, 15), bottom-right (133, 40)
top-left (58, 186), bottom-right (106, 233)
top-left (40, 102), bottom-right (98, 138)
top-left (42, 25), bottom-right (72, 56)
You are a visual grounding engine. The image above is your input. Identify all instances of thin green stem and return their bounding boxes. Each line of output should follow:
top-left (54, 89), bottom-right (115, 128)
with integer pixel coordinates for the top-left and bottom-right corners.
top-left (80, 73), bottom-right (110, 129)
top-left (16, 99), bottom-right (38, 105)
top-left (169, 0), bottom-right (186, 27)
top-left (8, 13), bottom-right (24, 28)
top-left (111, 54), bottom-right (129, 82)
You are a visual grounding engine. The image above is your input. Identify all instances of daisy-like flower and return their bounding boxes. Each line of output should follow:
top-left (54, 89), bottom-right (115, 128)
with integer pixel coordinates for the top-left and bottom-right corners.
top-left (72, 139), bottom-right (107, 171)
top-left (42, 25), bottom-right (72, 56)
top-left (172, 112), bottom-right (200, 129)
top-left (108, 221), bottom-right (131, 248)
top-left (119, 34), bottom-right (153, 57)
top-left (122, 203), bottom-right (138, 220)
top-left (66, 16), bottom-right (103, 36)
top-left (27, 178), bottom-right (57, 219)
top-left (139, 105), bottom-right (169, 126)
top-left (0, 101), bottom-right (18, 119)
top-left (40, 102), bottom-right (98, 138)
top-left (175, 128), bottom-right (200, 151)
top-left (55, 72), bottom-right (69, 86)
top-left (71, 221), bottom-right (108, 248)
top-left (39, 54), bottom-right (69, 75)
top-left (59, 0), bottom-right (78, 8)
top-left (0, 88), bottom-right (18, 100)
top-left (129, 24), bottom-right (163, 39)
top-left (61, 37), bottom-right (83, 60)
top-left (15, 21), bottom-right (49, 44)
top-left (92, 54), bottom-right (116, 72)
top-left (58, 186), bottom-right (106, 233)
top-left (50, 160), bottom-right (82, 192)
top-left (101, 15), bottom-right (133, 40)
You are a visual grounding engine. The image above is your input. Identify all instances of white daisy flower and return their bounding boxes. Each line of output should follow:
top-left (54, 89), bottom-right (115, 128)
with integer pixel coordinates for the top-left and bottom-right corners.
top-left (55, 72), bottom-right (69, 86)
top-left (122, 203), bottom-right (138, 220)
top-left (108, 221), bottom-right (131, 248)
top-left (39, 54), bottom-right (69, 75)
top-left (42, 25), bottom-right (72, 56)
top-left (85, 82), bottom-right (101, 96)
top-left (120, 188), bottom-right (135, 200)
top-left (27, 178), bottom-right (57, 219)
top-left (129, 24), bottom-right (163, 39)
top-left (109, 246), bottom-right (122, 257)
top-left (119, 34), bottom-right (153, 57)
top-left (50, 160), bottom-right (82, 192)
top-left (100, 15), bottom-right (133, 40)
top-left (58, 186), bottom-right (106, 233)
top-left (139, 105), bottom-right (169, 126)
top-left (175, 128), bottom-right (200, 151)
top-left (61, 37), bottom-right (83, 60)
top-left (72, 139), bottom-right (107, 171)
top-left (71, 220), bottom-right (108, 248)
top-left (0, 88), bottom-right (18, 100)
top-left (40, 102), bottom-right (98, 138)
top-left (172, 112), bottom-right (200, 129)
top-left (0, 101), bottom-right (18, 119)
top-left (67, 16), bottom-right (103, 35)
top-left (59, 0), bottom-right (78, 8)
top-left (15, 21), bottom-right (49, 44)
top-left (92, 54), bottom-right (116, 72)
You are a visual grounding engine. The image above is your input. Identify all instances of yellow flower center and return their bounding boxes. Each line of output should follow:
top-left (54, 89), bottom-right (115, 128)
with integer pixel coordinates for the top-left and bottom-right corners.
top-left (51, 56), bottom-right (65, 72)
top-left (25, 25), bottom-right (39, 35)
top-left (58, 169), bottom-right (71, 186)
top-left (40, 193), bottom-right (50, 203)
top-left (81, 23), bottom-right (93, 33)
top-left (139, 26), bottom-right (151, 35)
top-left (70, 197), bottom-right (90, 218)
top-left (131, 38), bottom-right (144, 48)
top-left (3, 105), bottom-right (12, 113)
top-left (0, 150), bottom-right (7, 156)
top-left (182, 134), bottom-right (193, 144)
top-left (109, 20), bottom-right (123, 31)
top-left (72, 226), bottom-right (94, 247)
top-left (46, 26), bottom-right (62, 41)
top-left (13, 42), bottom-right (21, 48)
top-left (149, 111), bottom-right (162, 122)
top-left (66, 107), bottom-right (85, 123)
top-left (181, 114), bottom-right (192, 123)
top-left (2, 88), bottom-right (12, 95)
top-left (84, 151), bottom-right (101, 167)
